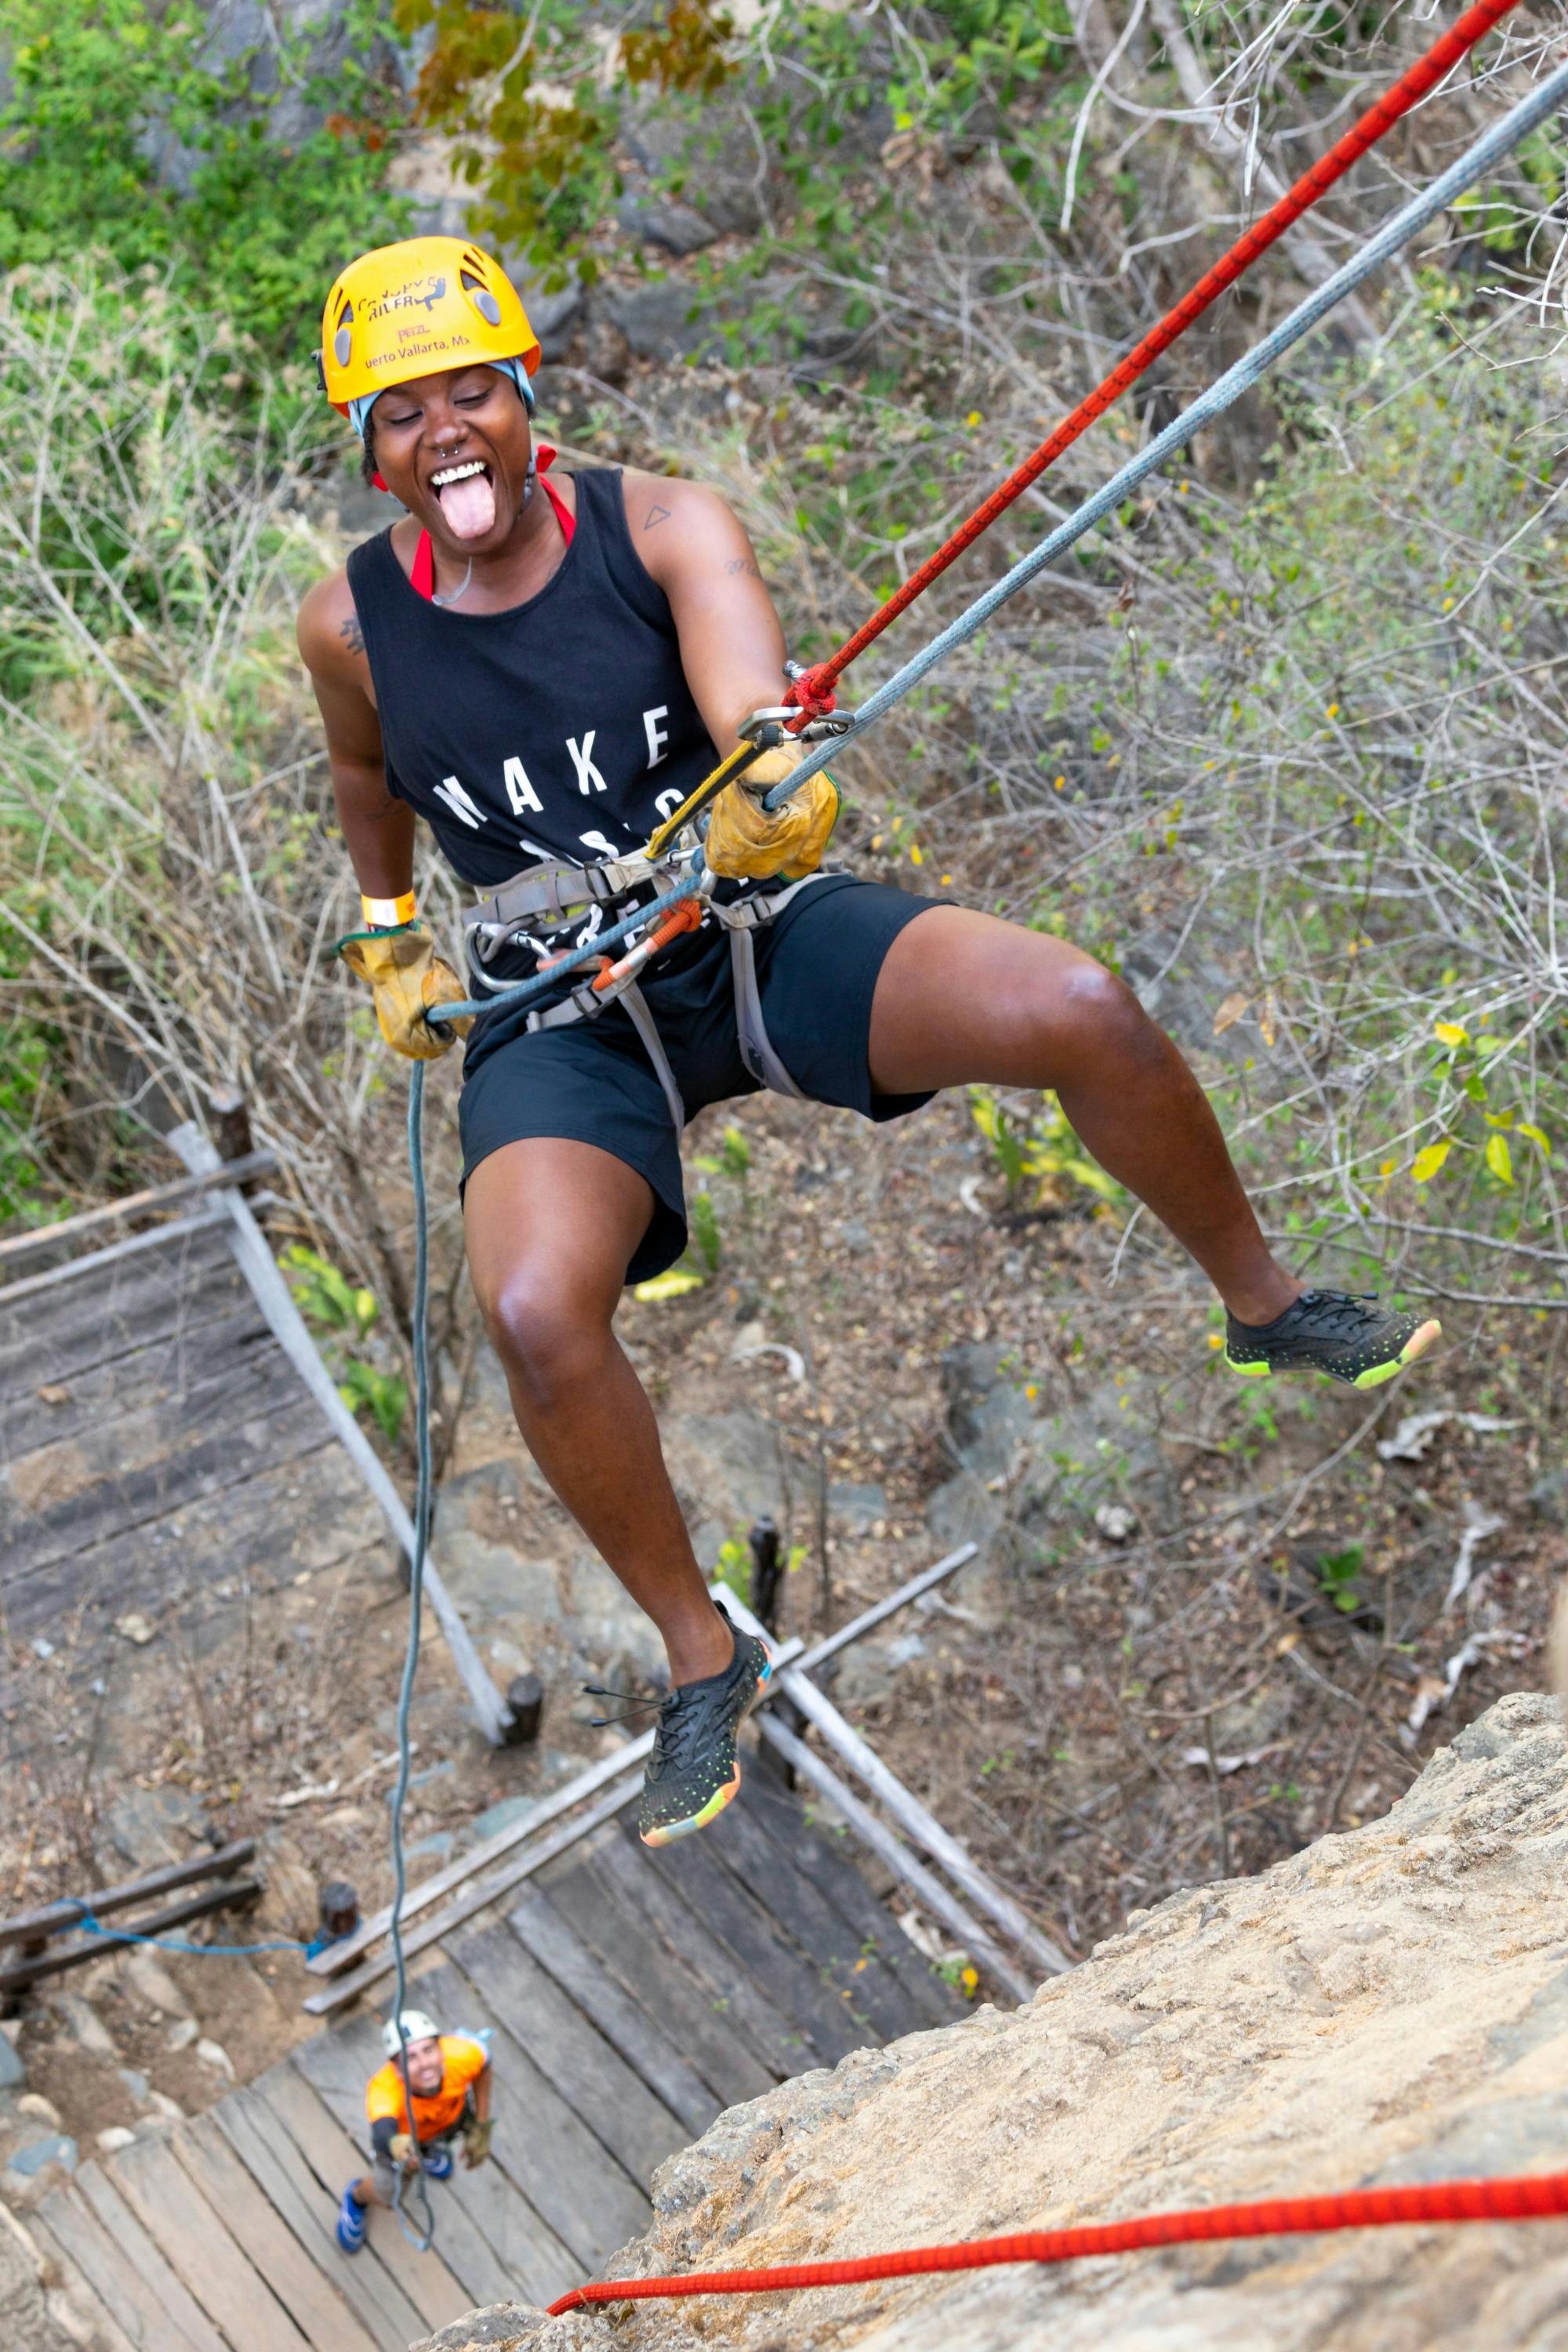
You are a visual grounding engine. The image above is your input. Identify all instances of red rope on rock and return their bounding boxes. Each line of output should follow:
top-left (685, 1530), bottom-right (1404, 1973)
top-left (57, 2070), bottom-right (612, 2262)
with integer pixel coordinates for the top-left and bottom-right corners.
top-left (784, 0), bottom-right (1523, 725)
top-left (546, 2167), bottom-right (1568, 2314)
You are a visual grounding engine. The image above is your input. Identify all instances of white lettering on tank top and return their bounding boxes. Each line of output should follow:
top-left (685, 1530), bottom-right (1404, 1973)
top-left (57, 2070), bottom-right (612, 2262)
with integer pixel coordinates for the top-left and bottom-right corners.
top-left (643, 706), bottom-right (670, 769)
top-left (503, 756), bottom-right (543, 817)
top-left (566, 732), bottom-right (608, 795)
top-left (653, 786), bottom-right (684, 822)
top-left (578, 830), bottom-right (625, 862)
top-left (434, 774), bottom-right (485, 830)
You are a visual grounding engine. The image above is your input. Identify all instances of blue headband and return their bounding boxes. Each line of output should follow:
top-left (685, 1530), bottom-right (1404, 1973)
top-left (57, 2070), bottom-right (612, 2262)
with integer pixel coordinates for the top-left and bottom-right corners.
top-left (348, 355), bottom-right (535, 441)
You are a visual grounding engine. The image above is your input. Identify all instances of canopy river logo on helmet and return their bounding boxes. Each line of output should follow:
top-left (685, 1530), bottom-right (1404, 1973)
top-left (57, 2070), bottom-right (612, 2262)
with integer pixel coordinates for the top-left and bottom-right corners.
top-left (366, 274), bottom-right (449, 326)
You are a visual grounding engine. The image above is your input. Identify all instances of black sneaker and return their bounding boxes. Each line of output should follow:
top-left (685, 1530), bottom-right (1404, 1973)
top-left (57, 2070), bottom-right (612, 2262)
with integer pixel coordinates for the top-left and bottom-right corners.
top-left (637, 1604), bottom-right (772, 1849)
top-left (1225, 1289), bottom-right (1441, 1390)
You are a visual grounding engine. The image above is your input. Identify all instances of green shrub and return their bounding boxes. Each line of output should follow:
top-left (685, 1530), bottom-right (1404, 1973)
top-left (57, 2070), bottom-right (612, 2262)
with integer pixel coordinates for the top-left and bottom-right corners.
top-left (0, 0), bottom-right (407, 355)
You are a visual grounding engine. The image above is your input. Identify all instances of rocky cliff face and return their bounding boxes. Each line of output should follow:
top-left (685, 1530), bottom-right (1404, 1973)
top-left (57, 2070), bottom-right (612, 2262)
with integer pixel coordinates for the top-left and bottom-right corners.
top-left (418, 1691), bottom-right (1568, 2352)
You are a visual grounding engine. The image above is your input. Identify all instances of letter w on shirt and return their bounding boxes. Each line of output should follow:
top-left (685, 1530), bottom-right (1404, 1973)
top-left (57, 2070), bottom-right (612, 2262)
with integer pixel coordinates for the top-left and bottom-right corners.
top-left (566, 732), bottom-right (608, 795)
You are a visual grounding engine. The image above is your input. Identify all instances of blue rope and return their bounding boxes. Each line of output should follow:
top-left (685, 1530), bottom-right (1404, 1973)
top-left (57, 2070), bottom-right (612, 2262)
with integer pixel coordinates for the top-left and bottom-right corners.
top-left (764, 57), bottom-right (1568, 810)
top-left (75, 1911), bottom-right (313, 1958)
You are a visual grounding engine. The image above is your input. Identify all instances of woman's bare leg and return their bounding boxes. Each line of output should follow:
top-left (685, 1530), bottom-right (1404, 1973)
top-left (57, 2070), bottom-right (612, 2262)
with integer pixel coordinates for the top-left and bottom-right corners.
top-left (464, 1137), bottom-right (731, 1686)
top-left (869, 906), bottom-right (1299, 1326)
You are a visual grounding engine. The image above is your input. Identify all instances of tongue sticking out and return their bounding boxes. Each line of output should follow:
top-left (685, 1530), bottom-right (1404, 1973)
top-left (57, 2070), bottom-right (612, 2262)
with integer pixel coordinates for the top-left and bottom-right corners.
top-left (438, 470), bottom-right (497, 541)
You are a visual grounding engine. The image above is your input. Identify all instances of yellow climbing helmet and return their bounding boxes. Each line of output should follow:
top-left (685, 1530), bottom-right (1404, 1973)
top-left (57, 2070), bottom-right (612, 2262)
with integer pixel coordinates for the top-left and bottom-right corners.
top-left (320, 237), bottom-right (541, 422)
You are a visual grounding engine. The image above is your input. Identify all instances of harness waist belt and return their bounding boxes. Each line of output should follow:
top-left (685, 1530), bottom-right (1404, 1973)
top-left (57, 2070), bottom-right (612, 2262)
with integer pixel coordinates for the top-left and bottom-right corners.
top-left (466, 866), bottom-right (840, 1131)
top-left (464, 853), bottom-right (666, 960)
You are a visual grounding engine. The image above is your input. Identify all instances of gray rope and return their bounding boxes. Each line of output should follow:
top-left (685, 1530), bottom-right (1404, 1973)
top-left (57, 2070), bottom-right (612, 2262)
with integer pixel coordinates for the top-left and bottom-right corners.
top-left (766, 54), bottom-right (1568, 808)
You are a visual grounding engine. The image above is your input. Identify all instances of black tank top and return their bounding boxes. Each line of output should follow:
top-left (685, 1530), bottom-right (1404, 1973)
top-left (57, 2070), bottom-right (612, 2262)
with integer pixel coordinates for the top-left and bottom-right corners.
top-left (346, 469), bottom-right (718, 893)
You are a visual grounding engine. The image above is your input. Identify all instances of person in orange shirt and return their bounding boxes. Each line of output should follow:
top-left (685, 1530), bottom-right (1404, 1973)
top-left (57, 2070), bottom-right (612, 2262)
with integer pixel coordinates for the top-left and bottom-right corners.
top-left (336, 2009), bottom-right (493, 2252)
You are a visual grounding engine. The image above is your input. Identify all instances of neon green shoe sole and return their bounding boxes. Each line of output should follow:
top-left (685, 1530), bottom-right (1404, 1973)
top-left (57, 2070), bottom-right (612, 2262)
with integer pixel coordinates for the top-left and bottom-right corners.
top-left (1223, 1296), bottom-right (1442, 1388)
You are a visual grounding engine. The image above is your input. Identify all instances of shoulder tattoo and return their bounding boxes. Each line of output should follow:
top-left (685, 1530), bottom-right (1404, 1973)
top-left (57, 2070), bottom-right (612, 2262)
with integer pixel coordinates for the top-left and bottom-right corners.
top-left (339, 608), bottom-right (365, 657)
top-left (643, 503), bottom-right (672, 532)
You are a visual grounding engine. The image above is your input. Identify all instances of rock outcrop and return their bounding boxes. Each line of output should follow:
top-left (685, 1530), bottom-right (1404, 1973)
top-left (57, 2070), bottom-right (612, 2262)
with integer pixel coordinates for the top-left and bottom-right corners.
top-left (418, 1692), bottom-right (1568, 2351)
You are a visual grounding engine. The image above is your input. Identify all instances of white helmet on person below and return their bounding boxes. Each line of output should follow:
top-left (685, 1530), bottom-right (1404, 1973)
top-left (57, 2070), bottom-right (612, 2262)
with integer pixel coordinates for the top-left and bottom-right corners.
top-left (383, 2009), bottom-right (441, 2057)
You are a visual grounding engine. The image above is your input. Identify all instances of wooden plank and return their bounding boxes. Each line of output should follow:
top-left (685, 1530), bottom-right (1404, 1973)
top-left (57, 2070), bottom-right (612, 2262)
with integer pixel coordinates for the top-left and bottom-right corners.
top-left (168, 1123), bottom-right (510, 1747)
top-left (283, 2034), bottom-right (519, 2318)
top-left (0, 1205), bottom-right (234, 1310)
top-left (505, 1883), bottom-right (718, 2137)
top-left (759, 1713), bottom-right (1036, 2004)
top-left (73, 2162), bottom-right (228, 2352)
top-left (303, 1777), bottom-right (643, 2016)
top-left (0, 1232), bottom-right (245, 1391)
top-left (592, 1826), bottom-right (817, 2085)
top-left (2, 1301), bottom-right (274, 1460)
top-left (0, 1152), bottom-right (277, 1268)
top-left (0, 1838), bottom-right (256, 1951)
top-left (743, 1767), bottom-right (960, 2031)
top-left (637, 1820), bottom-right (870, 2067)
top-left (307, 1635), bottom-right (809, 1983)
top-left (249, 2063), bottom-right (470, 2337)
top-left (109, 2132), bottom-right (313, 2352)
top-left (26, 2209), bottom-right (140, 2352)
top-left (214, 2085), bottom-right (424, 2352)
top-left (702, 1795), bottom-right (914, 2045)
top-left (724, 1584), bottom-right (1071, 1981)
top-left (1, 1367), bottom-right (328, 1587)
top-left (0, 1435), bottom-right (361, 1657)
top-left (0, 1882), bottom-right (263, 1996)
top-left (297, 1993), bottom-right (580, 2312)
top-left (448, 1915), bottom-right (688, 2187)
top-left (32, 2191), bottom-right (178, 2352)
top-left (797, 1544), bottom-right (978, 1671)
top-left (361, 1955), bottom-right (648, 2280)
top-left (540, 1845), bottom-right (773, 2113)
top-left (175, 2114), bottom-right (383, 2352)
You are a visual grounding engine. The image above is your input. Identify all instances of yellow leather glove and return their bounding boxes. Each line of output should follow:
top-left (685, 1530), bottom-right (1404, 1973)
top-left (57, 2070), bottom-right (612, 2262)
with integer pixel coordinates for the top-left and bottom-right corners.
top-left (389, 2132), bottom-right (419, 2171)
top-left (462, 2118), bottom-right (494, 2169)
top-left (703, 741), bottom-right (840, 882)
top-left (338, 924), bottom-right (473, 1060)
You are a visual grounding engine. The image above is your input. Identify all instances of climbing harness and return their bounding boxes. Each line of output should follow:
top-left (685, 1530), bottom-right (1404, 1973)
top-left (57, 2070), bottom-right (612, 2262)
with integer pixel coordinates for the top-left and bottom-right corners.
top-left (462, 849), bottom-right (835, 1130)
top-left (546, 2167), bottom-right (1568, 2314)
top-left (379, 3), bottom-right (1565, 2273)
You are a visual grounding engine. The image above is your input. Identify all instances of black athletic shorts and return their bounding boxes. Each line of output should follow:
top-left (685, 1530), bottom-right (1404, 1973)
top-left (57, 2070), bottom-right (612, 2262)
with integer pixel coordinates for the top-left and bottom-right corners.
top-left (459, 873), bottom-right (942, 1283)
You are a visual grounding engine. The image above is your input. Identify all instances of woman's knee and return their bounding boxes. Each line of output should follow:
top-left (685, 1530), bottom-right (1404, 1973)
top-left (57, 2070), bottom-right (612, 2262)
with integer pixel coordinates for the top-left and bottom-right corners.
top-left (477, 1262), bottom-right (608, 1406)
top-left (1011, 949), bottom-right (1159, 1074)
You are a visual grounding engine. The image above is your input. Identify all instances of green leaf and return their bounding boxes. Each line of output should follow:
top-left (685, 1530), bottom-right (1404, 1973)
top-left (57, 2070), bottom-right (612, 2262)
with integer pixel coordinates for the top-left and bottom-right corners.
top-left (1485, 1132), bottom-right (1514, 1185)
top-left (1519, 1122), bottom-right (1552, 1156)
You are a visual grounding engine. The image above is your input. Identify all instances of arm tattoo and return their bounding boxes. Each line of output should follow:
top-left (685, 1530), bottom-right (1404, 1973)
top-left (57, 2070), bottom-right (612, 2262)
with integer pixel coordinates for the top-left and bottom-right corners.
top-left (643, 503), bottom-right (673, 531)
top-left (339, 608), bottom-right (365, 657)
top-left (724, 557), bottom-right (762, 579)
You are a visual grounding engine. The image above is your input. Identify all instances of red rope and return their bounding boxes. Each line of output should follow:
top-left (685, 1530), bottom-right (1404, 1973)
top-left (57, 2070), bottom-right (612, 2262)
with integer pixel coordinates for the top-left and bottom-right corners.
top-left (547, 2167), bottom-right (1568, 2314)
top-left (785, 0), bottom-right (1523, 724)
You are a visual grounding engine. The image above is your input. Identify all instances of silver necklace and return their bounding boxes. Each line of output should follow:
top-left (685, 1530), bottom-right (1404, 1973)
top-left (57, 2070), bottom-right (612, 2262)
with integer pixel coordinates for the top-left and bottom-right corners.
top-left (430, 559), bottom-right (474, 609)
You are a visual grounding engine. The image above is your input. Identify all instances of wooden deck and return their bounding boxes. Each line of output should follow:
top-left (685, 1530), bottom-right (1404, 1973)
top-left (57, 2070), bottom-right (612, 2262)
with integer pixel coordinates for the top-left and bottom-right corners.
top-left (34, 1780), bottom-right (962, 2348)
top-left (0, 1219), bottom-right (381, 1705)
